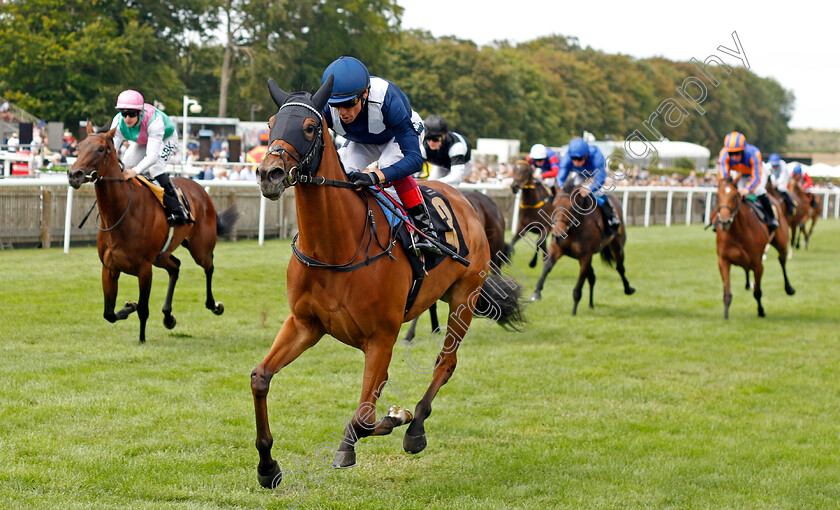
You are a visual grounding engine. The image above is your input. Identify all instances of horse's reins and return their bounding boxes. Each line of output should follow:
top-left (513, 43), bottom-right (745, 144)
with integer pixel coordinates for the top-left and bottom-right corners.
top-left (271, 101), bottom-right (467, 269)
top-left (708, 194), bottom-right (774, 242)
top-left (76, 133), bottom-right (133, 231)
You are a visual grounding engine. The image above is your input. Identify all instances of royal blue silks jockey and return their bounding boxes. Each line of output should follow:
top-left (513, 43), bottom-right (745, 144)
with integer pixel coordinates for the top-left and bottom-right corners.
top-left (556, 137), bottom-right (620, 235)
top-left (718, 131), bottom-right (778, 232)
top-left (321, 56), bottom-right (440, 255)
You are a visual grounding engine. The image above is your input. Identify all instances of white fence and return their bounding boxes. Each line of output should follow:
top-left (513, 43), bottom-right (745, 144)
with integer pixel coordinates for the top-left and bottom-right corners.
top-left (1, 175), bottom-right (838, 253)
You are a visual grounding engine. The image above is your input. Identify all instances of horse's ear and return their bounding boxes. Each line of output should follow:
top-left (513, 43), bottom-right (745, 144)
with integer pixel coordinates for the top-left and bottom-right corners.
top-left (312, 75), bottom-right (334, 112)
top-left (106, 127), bottom-right (117, 139)
top-left (86, 121), bottom-right (94, 135)
top-left (267, 78), bottom-right (289, 107)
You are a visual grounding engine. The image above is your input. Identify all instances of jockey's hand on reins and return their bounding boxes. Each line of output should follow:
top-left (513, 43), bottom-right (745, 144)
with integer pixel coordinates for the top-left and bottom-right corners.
top-left (347, 171), bottom-right (379, 188)
top-left (123, 168), bottom-right (137, 181)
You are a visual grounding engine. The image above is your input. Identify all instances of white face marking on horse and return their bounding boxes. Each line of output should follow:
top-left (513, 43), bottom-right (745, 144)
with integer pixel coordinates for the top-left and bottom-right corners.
top-left (725, 186), bottom-right (732, 194)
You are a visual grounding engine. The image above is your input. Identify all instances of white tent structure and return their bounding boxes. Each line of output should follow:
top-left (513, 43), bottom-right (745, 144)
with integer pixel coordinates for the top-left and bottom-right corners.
top-left (553, 139), bottom-right (712, 171)
top-left (799, 162), bottom-right (840, 178)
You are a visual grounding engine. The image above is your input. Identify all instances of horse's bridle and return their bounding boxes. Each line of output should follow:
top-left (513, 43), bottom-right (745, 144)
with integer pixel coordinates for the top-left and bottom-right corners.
top-left (266, 101), bottom-right (325, 189)
top-left (79, 133), bottom-right (125, 184)
top-left (714, 193), bottom-right (741, 230)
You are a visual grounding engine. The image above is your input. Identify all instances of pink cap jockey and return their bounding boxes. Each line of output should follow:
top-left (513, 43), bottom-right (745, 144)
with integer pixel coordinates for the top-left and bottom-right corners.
top-left (115, 90), bottom-right (144, 110)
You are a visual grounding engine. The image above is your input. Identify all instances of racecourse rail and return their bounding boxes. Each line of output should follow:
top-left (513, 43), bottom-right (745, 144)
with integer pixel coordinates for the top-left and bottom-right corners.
top-left (1, 168), bottom-right (838, 253)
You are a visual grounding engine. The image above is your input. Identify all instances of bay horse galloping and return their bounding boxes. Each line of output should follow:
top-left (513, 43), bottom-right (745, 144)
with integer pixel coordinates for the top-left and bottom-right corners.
top-left (531, 179), bottom-right (635, 314)
top-left (250, 77), bottom-right (524, 488)
top-left (402, 189), bottom-right (511, 342)
top-left (510, 160), bottom-right (555, 268)
top-left (68, 123), bottom-right (239, 342)
top-left (713, 179), bottom-right (795, 319)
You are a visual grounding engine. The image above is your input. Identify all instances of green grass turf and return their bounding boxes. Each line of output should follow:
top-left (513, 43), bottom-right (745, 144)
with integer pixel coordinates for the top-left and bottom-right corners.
top-left (1, 221), bottom-right (838, 509)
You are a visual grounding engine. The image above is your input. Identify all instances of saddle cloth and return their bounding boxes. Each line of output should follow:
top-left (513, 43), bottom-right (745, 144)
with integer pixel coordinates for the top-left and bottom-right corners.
top-left (370, 185), bottom-right (469, 314)
top-left (133, 175), bottom-right (195, 222)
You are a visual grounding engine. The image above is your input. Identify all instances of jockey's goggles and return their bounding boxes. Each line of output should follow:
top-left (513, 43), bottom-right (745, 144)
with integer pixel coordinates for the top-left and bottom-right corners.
top-left (426, 135), bottom-right (443, 142)
top-left (120, 109), bottom-right (141, 118)
top-left (332, 95), bottom-right (362, 109)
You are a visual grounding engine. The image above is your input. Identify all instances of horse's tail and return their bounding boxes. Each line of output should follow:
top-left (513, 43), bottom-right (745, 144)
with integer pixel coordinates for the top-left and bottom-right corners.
top-left (600, 245), bottom-right (615, 267)
top-left (216, 204), bottom-right (240, 238)
top-left (475, 274), bottom-right (526, 331)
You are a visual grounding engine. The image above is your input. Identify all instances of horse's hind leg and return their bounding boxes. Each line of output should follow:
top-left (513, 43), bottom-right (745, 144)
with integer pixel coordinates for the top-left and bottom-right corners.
top-left (157, 255), bottom-right (181, 330)
top-left (586, 265), bottom-right (595, 309)
top-left (532, 244), bottom-right (561, 301)
top-left (203, 261), bottom-right (224, 315)
top-left (611, 240), bottom-right (635, 295)
top-left (572, 255), bottom-right (592, 316)
top-left (744, 269), bottom-right (751, 290)
top-left (404, 284), bottom-right (476, 455)
top-left (752, 264), bottom-right (765, 317)
top-left (403, 303), bottom-right (440, 343)
top-left (251, 314), bottom-right (324, 488)
top-left (135, 265), bottom-right (152, 342)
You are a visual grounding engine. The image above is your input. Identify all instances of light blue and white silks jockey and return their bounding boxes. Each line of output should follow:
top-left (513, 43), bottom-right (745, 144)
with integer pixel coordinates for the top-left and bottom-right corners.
top-left (556, 144), bottom-right (609, 205)
top-left (766, 157), bottom-right (791, 192)
top-left (323, 76), bottom-right (424, 183)
top-left (718, 143), bottom-right (768, 195)
top-left (110, 103), bottom-right (178, 179)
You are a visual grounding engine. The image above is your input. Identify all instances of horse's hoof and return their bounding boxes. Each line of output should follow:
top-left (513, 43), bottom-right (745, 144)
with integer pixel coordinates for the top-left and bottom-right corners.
top-left (625, 287), bottom-right (636, 295)
top-left (758, 310), bottom-right (766, 318)
top-left (530, 292), bottom-right (541, 301)
top-left (403, 433), bottom-right (427, 454)
top-left (786, 286), bottom-right (796, 296)
top-left (332, 450), bottom-right (356, 468)
top-left (213, 302), bottom-right (224, 315)
top-left (163, 315), bottom-right (176, 329)
top-left (528, 259), bottom-right (537, 268)
top-left (257, 462), bottom-right (283, 489)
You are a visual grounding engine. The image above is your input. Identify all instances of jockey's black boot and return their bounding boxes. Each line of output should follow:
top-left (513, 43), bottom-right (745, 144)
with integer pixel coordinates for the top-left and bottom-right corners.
top-left (407, 203), bottom-right (442, 256)
top-left (758, 193), bottom-right (779, 233)
top-left (599, 198), bottom-right (621, 236)
top-left (155, 174), bottom-right (190, 226)
top-left (781, 190), bottom-right (796, 215)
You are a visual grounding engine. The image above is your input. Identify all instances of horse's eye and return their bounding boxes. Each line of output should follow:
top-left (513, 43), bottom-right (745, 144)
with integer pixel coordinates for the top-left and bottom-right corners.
top-left (97, 146), bottom-right (104, 153)
top-left (305, 124), bottom-right (315, 134)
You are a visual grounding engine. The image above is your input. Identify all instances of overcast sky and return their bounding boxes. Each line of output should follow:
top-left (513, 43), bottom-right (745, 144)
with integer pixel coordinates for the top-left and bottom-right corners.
top-left (397, 0), bottom-right (840, 131)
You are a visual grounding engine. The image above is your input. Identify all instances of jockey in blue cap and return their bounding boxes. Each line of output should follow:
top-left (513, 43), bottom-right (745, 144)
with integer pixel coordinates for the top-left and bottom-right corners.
top-left (321, 56), bottom-right (440, 255)
top-left (556, 137), bottom-right (620, 235)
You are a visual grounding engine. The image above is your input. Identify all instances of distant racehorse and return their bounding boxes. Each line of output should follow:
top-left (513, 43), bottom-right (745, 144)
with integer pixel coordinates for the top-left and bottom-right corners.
top-left (68, 123), bottom-right (238, 342)
top-left (510, 160), bottom-right (554, 268)
top-left (531, 177), bottom-right (635, 314)
top-left (713, 178), bottom-right (795, 319)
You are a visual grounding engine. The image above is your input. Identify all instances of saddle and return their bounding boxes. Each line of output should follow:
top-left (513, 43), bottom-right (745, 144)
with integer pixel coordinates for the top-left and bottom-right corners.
top-left (134, 175), bottom-right (195, 223)
top-left (371, 186), bottom-right (469, 314)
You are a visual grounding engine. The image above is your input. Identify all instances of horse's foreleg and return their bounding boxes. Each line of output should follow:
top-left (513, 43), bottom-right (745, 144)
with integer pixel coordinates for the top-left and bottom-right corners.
top-left (572, 255), bottom-right (592, 316)
top-left (532, 244), bottom-right (561, 301)
top-left (753, 264), bottom-right (765, 317)
top-left (334, 343), bottom-right (397, 468)
top-left (405, 286), bottom-right (475, 455)
top-left (744, 268), bottom-right (751, 290)
top-left (157, 255), bottom-right (180, 330)
top-left (718, 257), bottom-right (732, 320)
top-left (135, 265), bottom-right (152, 342)
top-left (251, 314), bottom-right (323, 489)
top-left (203, 261), bottom-right (224, 315)
top-left (403, 316), bottom-right (420, 343)
top-left (586, 265), bottom-right (595, 309)
top-left (102, 267), bottom-right (121, 323)
top-left (429, 302), bottom-right (440, 333)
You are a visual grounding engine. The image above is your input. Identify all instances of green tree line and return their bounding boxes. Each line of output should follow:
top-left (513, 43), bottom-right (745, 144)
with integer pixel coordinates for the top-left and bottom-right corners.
top-left (0, 1), bottom-right (793, 153)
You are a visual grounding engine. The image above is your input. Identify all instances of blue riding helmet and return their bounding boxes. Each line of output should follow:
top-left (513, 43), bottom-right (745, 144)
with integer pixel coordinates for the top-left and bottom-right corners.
top-left (321, 56), bottom-right (370, 104)
top-left (567, 138), bottom-right (589, 158)
top-left (769, 153), bottom-right (781, 164)
top-left (793, 164), bottom-right (802, 175)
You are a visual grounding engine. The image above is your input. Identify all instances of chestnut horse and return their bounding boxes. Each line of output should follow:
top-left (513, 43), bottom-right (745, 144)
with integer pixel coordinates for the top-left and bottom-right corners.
top-left (68, 123), bottom-right (238, 342)
top-left (788, 179), bottom-right (820, 250)
top-left (713, 179), bottom-right (795, 319)
top-left (250, 77), bottom-right (524, 488)
top-left (402, 189), bottom-right (511, 342)
top-left (531, 179), bottom-right (635, 314)
top-left (510, 160), bottom-right (555, 268)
